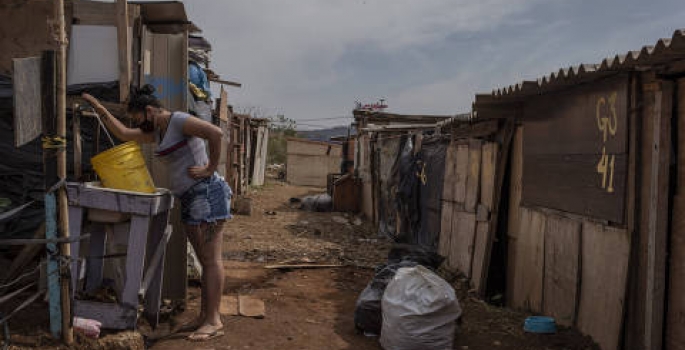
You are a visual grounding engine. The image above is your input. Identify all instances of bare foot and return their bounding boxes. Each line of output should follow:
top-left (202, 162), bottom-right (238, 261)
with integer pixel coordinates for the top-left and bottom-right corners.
top-left (187, 323), bottom-right (224, 342)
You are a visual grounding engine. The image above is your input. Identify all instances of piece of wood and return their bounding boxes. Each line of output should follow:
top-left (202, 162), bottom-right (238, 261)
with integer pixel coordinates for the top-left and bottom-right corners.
top-left (470, 222), bottom-right (489, 290)
top-left (72, 103), bottom-right (82, 179)
top-left (506, 127), bottom-right (524, 306)
top-left (668, 195), bottom-right (685, 350)
top-left (523, 75), bottom-right (629, 155)
top-left (644, 84), bottom-right (671, 350)
top-left (143, 215), bottom-right (171, 329)
top-left (522, 153), bottom-right (627, 223)
top-left (55, 0), bottom-right (73, 341)
top-left (45, 193), bottom-right (62, 338)
top-left (448, 211), bottom-right (476, 277)
top-left (438, 202), bottom-right (454, 261)
top-left (464, 139), bottom-right (482, 212)
top-left (68, 206), bottom-right (84, 299)
top-left (220, 295), bottom-right (239, 316)
top-left (453, 146), bottom-right (470, 208)
top-left (72, 0), bottom-right (136, 26)
top-left (264, 264), bottom-right (343, 270)
top-left (238, 295), bottom-right (265, 318)
top-left (121, 215), bottom-right (150, 308)
top-left (219, 88), bottom-right (229, 122)
top-left (475, 203), bottom-right (489, 222)
top-left (116, 0), bottom-right (130, 102)
top-left (522, 76), bottom-right (629, 224)
top-left (471, 141), bottom-right (500, 293)
top-left (479, 142), bottom-right (498, 209)
top-left (449, 119), bottom-right (499, 139)
top-left (85, 225), bottom-right (107, 293)
top-left (442, 142), bottom-right (457, 202)
top-left (542, 215), bottom-right (581, 326)
top-left (666, 78), bottom-right (685, 350)
top-left (12, 57), bottom-right (42, 147)
top-left (511, 207), bottom-right (545, 313)
top-left (577, 221), bottom-right (630, 350)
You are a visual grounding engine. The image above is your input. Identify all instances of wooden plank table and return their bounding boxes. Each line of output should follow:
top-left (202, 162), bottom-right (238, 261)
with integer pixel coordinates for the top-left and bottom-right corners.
top-left (66, 182), bottom-right (174, 329)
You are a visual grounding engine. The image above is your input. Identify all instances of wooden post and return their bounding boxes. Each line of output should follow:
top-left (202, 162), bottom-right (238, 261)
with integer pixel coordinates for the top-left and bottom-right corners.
top-left (73, 103), bottom-right (82, 180)
top-left (54, 0), bottom-right (73, 343)
top-left (116, 0), bottom-right (130, 102)
top-left (42, 51), bottom-right (61, 340)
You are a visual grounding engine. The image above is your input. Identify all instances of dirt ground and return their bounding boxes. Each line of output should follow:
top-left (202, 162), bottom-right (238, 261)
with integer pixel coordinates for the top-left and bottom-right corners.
top-left (3, 180), bottom-right (599, 350)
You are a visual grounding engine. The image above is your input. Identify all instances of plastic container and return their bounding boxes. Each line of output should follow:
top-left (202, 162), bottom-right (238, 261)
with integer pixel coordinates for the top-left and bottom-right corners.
top-left (524, 316), bottom-right (557, 334)
top-left (91, 141), bottom-right (155, 193)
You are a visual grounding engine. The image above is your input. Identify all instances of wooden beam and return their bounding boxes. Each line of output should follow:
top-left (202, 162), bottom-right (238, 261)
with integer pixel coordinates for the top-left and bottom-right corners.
top-left (72, 0), bottom-right (136, 26)
top-left (73, 103), bottom-right (82, 179)
top-left (116, 0), bottom-right (130, 103)
top-left (54, 0), bottom-right (73, 342)
top-left (209, 77), bottom-right (242, 88)
top-left (644, 82), bottom-right (671, 350)
top-left (42, 50), bottom-right (62, 340)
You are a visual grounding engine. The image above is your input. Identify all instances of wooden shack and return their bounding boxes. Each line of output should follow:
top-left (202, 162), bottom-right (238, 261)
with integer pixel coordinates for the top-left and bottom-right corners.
top-left (469, 29), bottom-right (685, 350)
top-left (286, 138), bottom-right (342, 187)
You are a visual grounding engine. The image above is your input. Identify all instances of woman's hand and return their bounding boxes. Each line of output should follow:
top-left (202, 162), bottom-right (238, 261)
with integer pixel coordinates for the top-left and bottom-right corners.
top-left (188, 165), bottom-right (214, 180)
top-left (81, 93), bottom-right (101, 108)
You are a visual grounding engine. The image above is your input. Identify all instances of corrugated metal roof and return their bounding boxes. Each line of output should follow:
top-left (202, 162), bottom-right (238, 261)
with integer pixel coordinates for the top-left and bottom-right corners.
top-left (484, 29), bottom-right (685, 99)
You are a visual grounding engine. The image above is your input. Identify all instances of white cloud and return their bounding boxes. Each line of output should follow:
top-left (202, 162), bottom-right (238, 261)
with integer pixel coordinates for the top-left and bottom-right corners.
top-left (143, 0), bottom-right (685, 127)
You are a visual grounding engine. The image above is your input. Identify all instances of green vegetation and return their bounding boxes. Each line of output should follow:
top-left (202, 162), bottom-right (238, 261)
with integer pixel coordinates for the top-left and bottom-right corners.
top-left (268, 114), bottom-right (298, 164)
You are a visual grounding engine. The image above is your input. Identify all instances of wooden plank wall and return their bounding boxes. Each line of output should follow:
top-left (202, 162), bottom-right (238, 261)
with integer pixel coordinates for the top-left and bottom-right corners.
top-left (510, 207), bottom-right (546, 312)
top-left (666, 78), bottom-right (685, 350)
top-left (439, 138), bottom-right (496, 280)
top-left (542, 214), bottom-right (580, 326)
top-left (471, 142), bottom-right (498, 292)
top-left (141, 28), bottom-right (189, 303)
top-left (577, 222), bottom-right (630, 350)
top-left (0, 0), bottom-right (70, 75)
top-left (624, 76), bottom-right (672, 350)
top-left (506, 127), bottom-right (524, 306)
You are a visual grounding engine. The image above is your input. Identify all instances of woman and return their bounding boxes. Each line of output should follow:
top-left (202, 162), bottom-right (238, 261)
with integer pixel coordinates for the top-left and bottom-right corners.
top-left (82, 85), bottom-right (230, 341)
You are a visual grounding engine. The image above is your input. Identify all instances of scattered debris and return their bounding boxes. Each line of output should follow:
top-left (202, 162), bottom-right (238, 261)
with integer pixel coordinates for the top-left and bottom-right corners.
top-left (380, 266), bottom-right (462, 350)
top-left (352, 217), bottom-right (363, 226)
top-left (264, 264), bottom-right (344, 270)
top-left (332, 216), bottom-right (349, 225)
top-left (220, 295), bottom-right (239, 316)
top-left (234, 197), bottom-right (253, 216)
top-left (300, 193), bottom-right (332, 212)
top-left (238, 295), bottom-right (266, 318)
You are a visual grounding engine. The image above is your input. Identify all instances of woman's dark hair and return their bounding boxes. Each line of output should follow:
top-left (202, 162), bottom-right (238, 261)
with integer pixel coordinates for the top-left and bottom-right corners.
top-left (127, 84), bottom-right (163, 113)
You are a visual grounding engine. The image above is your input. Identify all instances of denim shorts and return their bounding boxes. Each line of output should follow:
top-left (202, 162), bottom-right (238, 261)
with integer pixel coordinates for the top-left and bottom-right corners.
top-left (180, 173), bottom-right (233, 225)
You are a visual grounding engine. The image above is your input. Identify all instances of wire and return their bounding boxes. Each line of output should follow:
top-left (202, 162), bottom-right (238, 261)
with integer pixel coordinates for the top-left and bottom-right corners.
top-left (293, 116), bottom-right (353, 122)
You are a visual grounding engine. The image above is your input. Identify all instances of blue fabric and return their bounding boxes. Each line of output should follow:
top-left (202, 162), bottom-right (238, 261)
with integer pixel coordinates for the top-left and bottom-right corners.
top-left (188, 61), bottom-right (211, 98)
top-left (180, 173), bottom-right (232, 225)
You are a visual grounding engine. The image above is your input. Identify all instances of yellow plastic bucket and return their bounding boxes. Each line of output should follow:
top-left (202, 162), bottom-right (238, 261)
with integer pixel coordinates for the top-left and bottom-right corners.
top-left (91, 141), bottom-right (156, 193)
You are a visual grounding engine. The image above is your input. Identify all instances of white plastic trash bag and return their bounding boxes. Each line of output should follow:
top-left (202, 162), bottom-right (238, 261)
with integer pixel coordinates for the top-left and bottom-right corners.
top-left (380, 265), bottom-right (462, 350)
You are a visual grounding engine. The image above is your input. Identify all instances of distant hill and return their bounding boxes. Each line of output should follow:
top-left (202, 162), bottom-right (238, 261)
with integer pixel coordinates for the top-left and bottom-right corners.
top-left (297, 126), bottom-right (355, 142)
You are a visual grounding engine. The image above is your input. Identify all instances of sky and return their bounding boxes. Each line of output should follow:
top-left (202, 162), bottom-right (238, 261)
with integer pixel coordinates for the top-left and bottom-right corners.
top-left (171, 1), bottom-right (685, 129)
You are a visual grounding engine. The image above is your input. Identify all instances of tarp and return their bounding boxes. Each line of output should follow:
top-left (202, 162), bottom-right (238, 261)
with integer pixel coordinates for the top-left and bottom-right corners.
top-left (0, 77), bottom-right (120, 241)
top-left (391, 134), bottom-right (447, 251)
top-left (376, 136), bottom-right (402, 239)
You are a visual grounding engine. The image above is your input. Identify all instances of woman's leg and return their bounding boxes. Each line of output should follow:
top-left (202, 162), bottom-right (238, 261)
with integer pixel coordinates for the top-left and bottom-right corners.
top-left (181, 224), bottom-right (206, 330)
top-left (189, 221), bottom-right (225, 339)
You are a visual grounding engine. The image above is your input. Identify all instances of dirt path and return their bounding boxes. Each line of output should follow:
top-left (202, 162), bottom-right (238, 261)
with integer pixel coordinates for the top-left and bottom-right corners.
top-left (145, 181), bottom-right (598, 350)
top-left (3, 180), bottom-right (598, 350)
